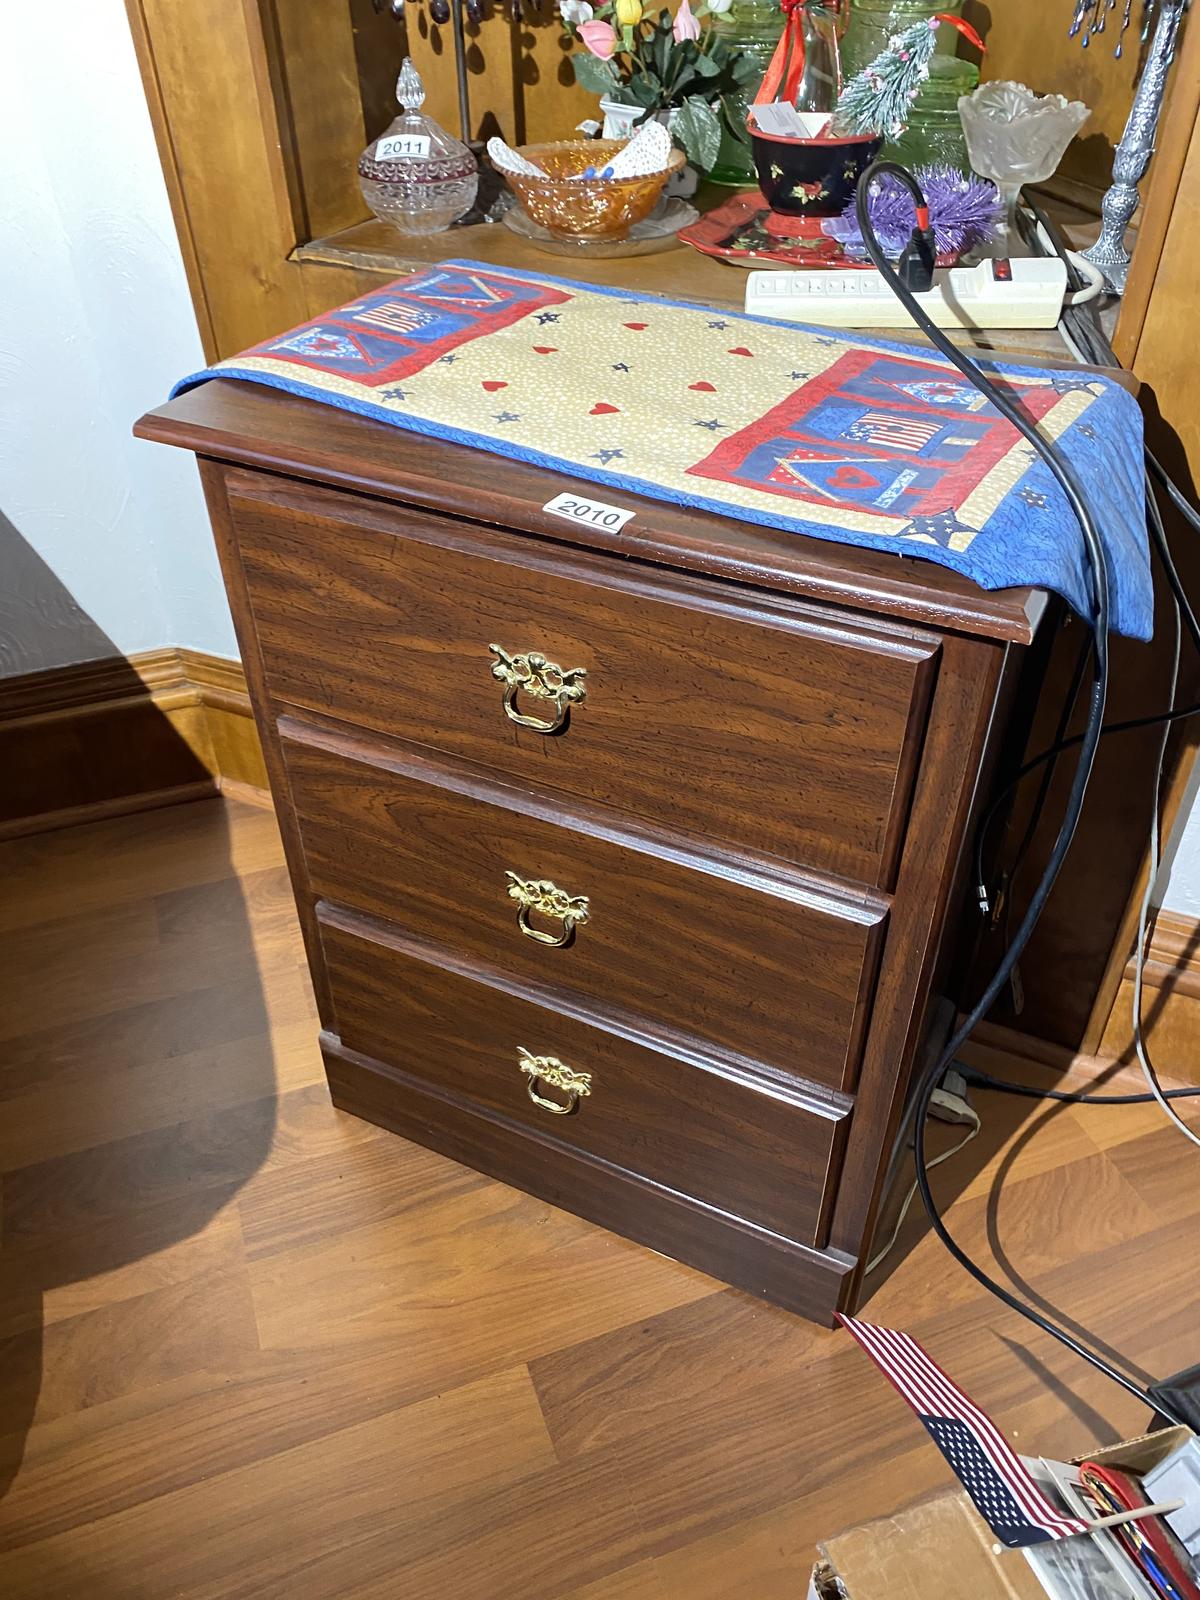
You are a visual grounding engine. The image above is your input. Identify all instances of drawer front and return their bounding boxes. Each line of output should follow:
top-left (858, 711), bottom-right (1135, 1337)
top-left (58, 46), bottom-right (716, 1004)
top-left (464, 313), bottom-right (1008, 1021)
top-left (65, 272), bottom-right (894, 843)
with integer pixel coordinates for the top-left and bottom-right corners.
top-left (283, 719), bottom-right (887, 1092)
top-left (318, 907), bottom-right (850, 1247)
top-left (229, 474), bottom-right (939, 885)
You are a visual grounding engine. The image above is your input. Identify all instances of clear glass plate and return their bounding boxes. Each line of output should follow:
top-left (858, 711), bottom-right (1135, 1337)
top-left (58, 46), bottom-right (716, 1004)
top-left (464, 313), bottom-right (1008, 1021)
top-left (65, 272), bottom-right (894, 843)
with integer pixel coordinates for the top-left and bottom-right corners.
top-left (500, 197), bottom-right (699, 258)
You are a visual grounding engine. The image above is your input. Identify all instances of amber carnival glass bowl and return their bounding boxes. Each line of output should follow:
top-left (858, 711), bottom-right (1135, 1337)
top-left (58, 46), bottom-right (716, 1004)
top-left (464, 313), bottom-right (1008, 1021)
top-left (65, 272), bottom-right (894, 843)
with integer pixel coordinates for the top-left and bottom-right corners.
top-left (502, 139), bottom-right (686, 241)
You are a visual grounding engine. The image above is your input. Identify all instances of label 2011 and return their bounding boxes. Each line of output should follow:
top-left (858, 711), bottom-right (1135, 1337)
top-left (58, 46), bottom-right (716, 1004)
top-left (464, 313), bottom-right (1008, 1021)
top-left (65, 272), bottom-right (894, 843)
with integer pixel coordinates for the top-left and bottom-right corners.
top-left (375, 133), bottom-right (431, 161)
top-left (542, 492), bottom-right (635, 533)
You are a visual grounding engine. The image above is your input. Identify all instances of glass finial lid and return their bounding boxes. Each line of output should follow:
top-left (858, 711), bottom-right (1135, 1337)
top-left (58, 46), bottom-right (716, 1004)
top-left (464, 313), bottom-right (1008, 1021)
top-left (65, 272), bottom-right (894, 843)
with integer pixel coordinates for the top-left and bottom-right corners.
top-left (358, 57), bottom-right (478, 235)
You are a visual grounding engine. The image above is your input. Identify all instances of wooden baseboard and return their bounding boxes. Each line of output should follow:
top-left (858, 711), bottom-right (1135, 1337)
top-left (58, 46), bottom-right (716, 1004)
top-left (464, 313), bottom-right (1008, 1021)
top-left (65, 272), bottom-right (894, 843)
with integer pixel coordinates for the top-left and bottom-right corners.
top-left (178, 648), bottom-right (269, 794)
top-left (0, 647), bottom-right (266, 839)
top-left (963, 909), bottom-right (1200, 1089)
top-left (1094, 908), bottom-right (1200, 1085)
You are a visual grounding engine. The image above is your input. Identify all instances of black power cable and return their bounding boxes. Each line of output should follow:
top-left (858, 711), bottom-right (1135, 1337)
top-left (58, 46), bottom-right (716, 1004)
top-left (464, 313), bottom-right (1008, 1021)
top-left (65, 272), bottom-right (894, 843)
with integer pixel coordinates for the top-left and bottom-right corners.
top-left (974, 479), bottom-right (1200, 917)
top-left (960, 1063), bottom-right (1200, 1106)
top-left (853, 160), bottom-right (1190, 1428)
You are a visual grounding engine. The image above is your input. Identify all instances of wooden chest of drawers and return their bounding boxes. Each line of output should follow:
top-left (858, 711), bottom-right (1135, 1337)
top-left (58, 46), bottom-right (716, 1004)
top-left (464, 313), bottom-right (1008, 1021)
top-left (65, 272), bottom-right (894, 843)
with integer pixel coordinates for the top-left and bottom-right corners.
top-left (138, 378), bottom-right (1041, 1322)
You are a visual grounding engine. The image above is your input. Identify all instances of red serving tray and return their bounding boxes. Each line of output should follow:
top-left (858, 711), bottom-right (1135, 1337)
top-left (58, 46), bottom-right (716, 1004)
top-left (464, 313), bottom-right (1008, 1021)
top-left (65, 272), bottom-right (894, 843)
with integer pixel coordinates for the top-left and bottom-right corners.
top-left (677, 191), bottom-right (874, 270)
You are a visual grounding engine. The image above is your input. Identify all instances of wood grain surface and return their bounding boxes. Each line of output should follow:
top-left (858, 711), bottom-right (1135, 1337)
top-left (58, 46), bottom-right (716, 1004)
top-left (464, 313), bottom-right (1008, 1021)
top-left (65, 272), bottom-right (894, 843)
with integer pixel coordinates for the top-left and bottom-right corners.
top-left (281, 715), bottom-right (886, 1091)
top-left (318, 905), bottom-right (850, 1248)
top-left (134, 381), bottom-right (1043, 644)
top-left (2, 794), bottom-right (1198, 1598)
top-left (229, 472), bottom-right (939, 885)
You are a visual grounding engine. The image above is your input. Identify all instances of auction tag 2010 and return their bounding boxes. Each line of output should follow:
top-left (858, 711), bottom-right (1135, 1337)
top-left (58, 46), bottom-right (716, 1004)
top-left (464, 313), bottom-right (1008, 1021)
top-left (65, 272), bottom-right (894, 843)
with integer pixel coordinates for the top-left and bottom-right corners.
top-left (542, 491), bottom-right (635, 533)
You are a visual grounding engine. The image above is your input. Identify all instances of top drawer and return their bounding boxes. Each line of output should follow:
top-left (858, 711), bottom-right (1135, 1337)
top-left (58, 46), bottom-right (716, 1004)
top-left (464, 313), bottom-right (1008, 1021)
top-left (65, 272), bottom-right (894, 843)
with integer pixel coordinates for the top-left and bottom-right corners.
top-left (227, 472), bottom-right (939, 885)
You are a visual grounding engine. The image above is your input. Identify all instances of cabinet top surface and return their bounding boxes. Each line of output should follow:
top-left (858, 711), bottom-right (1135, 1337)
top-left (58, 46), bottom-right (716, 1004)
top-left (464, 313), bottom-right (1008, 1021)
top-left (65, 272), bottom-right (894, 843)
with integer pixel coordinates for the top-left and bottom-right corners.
top-left (137, 377), bottom-right (1044, 644)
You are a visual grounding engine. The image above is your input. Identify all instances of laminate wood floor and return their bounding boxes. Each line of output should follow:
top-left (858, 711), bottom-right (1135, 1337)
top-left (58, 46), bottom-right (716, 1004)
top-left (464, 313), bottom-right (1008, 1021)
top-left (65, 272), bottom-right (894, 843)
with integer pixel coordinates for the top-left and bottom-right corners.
top-left (1, 796), bottom-right (1197, 1598)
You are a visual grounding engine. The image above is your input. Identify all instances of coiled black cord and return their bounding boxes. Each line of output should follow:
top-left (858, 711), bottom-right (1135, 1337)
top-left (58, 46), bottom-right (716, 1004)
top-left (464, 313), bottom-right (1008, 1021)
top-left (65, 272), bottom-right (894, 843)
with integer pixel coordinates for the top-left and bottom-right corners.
top-left (853, 161), bottom-right (1188, 1427)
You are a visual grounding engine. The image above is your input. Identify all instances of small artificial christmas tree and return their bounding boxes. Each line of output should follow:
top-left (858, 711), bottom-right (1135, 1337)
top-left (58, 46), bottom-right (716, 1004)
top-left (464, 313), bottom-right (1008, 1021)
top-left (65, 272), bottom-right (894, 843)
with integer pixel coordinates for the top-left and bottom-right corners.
top-left (831, 13), bottom-right (983, 140)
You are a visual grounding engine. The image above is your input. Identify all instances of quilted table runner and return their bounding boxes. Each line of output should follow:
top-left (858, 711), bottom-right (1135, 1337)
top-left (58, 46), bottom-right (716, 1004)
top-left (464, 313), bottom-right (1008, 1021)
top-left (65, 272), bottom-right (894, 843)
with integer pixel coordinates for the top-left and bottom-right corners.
top-left (173, 259), bottom-right (1152, 639)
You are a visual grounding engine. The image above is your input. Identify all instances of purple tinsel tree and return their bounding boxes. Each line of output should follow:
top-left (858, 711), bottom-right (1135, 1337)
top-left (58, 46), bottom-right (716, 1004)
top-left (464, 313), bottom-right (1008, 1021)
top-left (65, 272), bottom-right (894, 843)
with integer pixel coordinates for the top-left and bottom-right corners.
top-left (823, 166), bottom-right (1003, 260)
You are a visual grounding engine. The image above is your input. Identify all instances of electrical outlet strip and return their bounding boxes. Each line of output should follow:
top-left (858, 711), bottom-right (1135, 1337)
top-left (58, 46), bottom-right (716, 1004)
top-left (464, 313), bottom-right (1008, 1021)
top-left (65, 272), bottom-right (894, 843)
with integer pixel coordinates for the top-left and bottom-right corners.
top-left (744, 257), bottom-right (1070, 330)
top-left (929, 1086), bottom-right (977, 1127)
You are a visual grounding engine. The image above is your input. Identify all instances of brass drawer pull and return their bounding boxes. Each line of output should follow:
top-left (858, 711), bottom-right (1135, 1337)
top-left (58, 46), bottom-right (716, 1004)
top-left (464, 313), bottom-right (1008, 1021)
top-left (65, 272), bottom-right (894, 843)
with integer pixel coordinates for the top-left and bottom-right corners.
top-left (518, 1047), bottom-right (592, 1116)
top-left (488, 645), bottom-right (587, 734)
top-left (505, 872), bottom-right (590, 947)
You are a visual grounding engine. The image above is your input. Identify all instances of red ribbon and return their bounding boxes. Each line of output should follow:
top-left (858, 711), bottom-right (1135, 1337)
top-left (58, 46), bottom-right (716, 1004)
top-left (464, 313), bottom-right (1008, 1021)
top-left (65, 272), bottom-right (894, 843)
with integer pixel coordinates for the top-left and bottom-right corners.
top-left (754, 6), bottom-right (984, 112)
top-left (934, 12), bottom-right (987, 53)
top-left (754, 0), bottom-right (809, 106)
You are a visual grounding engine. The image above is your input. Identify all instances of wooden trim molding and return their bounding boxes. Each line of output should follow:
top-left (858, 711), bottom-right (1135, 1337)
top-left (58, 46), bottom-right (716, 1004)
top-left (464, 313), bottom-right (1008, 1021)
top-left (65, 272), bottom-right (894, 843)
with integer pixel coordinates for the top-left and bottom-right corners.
top-left (0, 647), bottom-right (265, 840)
top-left (965, 908), bottom-right (1200, 1090)
top-left (1134, 908), bottom-right (1200, 1000)
top-left (1093, 908), bottom-right (1200, 1086)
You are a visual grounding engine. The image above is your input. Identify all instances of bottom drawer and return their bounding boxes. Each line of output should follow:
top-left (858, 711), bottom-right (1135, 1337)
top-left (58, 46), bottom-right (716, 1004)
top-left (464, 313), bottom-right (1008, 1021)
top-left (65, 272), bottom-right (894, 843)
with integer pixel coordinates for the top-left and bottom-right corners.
top-left (319, 905), bottom-right (850, 1249)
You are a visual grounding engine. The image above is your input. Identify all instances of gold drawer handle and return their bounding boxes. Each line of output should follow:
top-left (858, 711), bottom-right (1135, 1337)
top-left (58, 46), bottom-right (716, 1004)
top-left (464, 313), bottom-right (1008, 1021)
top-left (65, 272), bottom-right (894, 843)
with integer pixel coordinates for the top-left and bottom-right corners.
top-left (488, 645), bottom-right (587, 734)
top-left (505, 872), bottom-right (590, 948)
top-left (518, 1047), bottom-right (592, 1116)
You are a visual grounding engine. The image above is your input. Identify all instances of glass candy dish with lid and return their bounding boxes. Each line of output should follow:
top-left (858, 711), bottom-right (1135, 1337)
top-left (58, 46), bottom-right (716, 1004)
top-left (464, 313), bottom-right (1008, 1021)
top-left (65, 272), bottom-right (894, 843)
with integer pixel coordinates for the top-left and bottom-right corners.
top-left (358, 58), bottom-right (478, 235)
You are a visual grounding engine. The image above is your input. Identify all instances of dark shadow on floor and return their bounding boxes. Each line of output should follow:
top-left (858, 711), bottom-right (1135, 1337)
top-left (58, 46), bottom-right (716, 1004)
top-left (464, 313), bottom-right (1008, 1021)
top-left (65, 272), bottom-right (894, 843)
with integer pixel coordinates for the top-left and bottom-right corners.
top-left (0, 514), bottom-right (275, 1508)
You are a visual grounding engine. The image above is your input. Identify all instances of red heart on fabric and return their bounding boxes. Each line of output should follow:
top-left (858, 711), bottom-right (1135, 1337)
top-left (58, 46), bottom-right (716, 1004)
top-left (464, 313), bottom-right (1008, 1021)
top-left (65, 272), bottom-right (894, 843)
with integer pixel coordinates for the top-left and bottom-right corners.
top-left (727, 347), bottom-right (754, 357)
top-left (829, 466), bottom-right (878, 489)
top-left (481, 380), bottom-right (508, 392)
top-left (624, 322), bottom-right (648, 330)
top-left (590, 403), bottom-right (620, 415)
top-left (533, 346), bottom-right (557, 354)
top-left (689, 381), bottom-right (716, 392)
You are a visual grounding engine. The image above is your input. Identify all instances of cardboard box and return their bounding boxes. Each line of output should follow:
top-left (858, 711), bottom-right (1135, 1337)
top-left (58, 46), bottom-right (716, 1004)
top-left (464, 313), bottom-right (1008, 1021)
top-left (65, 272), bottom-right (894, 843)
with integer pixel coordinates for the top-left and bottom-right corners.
top-left (813, 1428), bottom-right (1195, 1599)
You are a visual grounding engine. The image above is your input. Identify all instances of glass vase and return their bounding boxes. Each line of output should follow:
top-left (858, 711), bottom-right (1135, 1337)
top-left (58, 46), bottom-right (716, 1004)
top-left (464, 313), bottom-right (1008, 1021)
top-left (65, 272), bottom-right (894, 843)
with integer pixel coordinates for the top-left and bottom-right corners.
top-left (708, 0), bottom-right (784, 187)
top-left (958, 81), bottom-right (1090, 253)
top-left (887, 56), bottom-right (978, 173)
top-left (840, 0), bottom-right (964, 78)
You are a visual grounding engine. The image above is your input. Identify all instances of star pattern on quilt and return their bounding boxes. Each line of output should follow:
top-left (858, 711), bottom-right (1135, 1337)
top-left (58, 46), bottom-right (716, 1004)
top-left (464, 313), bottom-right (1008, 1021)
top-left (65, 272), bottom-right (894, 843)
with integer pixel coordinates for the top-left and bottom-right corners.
top-left (191, 259), bottom-right (1151, 640)
top-left (897, 509), bottom-right (980, 547)
top-left (1049, 374), bottom-right (1101, 395)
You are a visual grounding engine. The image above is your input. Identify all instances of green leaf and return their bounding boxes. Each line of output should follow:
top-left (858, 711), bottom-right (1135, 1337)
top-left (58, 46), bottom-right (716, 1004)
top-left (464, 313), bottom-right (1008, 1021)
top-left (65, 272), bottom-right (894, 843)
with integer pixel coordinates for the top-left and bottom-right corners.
top-left (572, 54), bottom-right (621, 95)
top-left (625, 75), bottom-right (660, 105)
top-left (650, 24), bottom-right (671, 76)
top-left (673, 95), bottom-right (721, 170)
top-left (693, 50), bottom-right (721, 76)
top-left (732, 50), bottom-right (760, 86)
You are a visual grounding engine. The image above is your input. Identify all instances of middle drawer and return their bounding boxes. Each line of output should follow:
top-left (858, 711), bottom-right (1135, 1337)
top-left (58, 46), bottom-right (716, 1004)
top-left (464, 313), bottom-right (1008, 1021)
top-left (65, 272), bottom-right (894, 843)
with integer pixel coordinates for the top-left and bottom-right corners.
top-left (282, 717), bottom-right (888, 1093)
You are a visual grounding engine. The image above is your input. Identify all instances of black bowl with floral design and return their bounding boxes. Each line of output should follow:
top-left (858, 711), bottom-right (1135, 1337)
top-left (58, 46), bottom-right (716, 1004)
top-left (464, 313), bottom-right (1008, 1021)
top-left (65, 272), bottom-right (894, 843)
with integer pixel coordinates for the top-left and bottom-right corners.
top-left (748, 127), bottom-right (882, 218)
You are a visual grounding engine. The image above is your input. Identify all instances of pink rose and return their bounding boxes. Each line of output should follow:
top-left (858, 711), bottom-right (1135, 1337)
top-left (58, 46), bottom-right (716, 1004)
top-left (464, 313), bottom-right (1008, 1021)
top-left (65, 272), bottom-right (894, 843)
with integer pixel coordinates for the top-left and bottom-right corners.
top-left (673, 0), bottom-right (700, 41)
top-left (579, 18), bottom-right (618, 57)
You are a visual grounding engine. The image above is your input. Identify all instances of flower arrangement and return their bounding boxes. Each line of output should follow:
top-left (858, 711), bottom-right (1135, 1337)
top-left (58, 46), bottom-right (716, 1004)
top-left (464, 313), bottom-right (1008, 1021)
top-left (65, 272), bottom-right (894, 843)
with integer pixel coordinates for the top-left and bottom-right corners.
top-left (560, 0), bottom-right (759, 169)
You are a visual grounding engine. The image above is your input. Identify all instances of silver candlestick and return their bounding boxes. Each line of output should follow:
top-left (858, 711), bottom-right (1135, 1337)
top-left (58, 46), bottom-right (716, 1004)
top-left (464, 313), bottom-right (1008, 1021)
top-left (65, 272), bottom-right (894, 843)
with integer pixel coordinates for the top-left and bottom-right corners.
top-left (1082, 0), bottom-right (1188, 294)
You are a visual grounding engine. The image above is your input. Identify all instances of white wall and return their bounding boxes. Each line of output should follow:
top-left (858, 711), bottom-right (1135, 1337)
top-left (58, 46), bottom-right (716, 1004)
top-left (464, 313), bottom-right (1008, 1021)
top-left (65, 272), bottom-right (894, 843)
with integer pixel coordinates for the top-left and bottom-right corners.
top-left (1160, 759), bottom-right (1200, 914)
top-left (0, 2), bottom-right (236, 676)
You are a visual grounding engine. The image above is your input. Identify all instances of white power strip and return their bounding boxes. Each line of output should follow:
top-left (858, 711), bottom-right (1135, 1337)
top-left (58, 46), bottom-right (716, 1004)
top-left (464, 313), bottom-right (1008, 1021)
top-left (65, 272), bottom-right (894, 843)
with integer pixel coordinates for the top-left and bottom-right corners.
top-left (745, 257), bottom-right (1070, 330)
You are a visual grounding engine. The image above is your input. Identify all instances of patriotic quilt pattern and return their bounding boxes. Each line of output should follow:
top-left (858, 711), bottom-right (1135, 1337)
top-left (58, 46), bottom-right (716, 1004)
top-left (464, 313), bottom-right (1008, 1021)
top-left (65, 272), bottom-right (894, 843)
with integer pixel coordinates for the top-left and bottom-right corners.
top-left (172, 260), bottom-right (1152, 639)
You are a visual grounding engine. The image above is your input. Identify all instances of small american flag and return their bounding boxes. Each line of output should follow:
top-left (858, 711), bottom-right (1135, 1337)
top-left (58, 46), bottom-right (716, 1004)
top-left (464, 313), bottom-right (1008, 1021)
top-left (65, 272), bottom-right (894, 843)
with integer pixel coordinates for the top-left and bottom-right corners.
top-left (844, 410), bottom-right (942, 452)
top-left (353, 301), bottom-right (433, 334)
top-left (838, 1315), bottom-right (1089, 1548)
